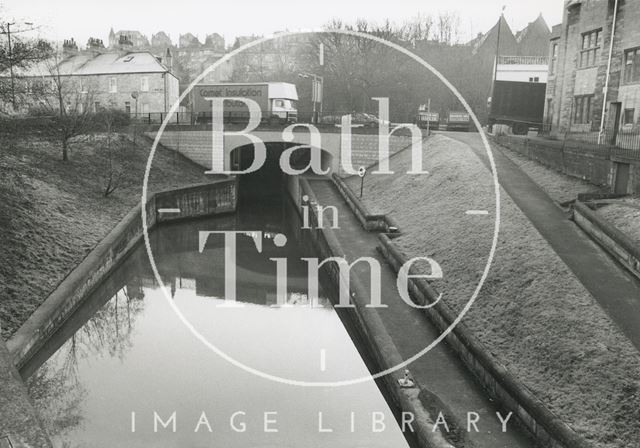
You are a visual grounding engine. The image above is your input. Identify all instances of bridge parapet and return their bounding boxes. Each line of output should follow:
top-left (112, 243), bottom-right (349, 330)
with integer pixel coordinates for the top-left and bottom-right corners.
top-left (148, 127), bottom-right (419, 176)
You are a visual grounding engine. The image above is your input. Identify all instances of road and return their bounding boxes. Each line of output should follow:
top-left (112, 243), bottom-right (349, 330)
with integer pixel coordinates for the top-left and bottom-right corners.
top-left (442, 131), bottom-right (640, 351)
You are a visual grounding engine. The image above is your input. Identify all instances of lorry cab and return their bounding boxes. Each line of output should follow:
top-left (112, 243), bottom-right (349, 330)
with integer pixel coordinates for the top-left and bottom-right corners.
top-left (268, 83), bottom-right (298, 124)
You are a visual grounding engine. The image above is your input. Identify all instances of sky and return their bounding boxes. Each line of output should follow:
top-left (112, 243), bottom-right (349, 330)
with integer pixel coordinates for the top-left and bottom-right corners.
top-left (0, 0), bottom-right (564, 47)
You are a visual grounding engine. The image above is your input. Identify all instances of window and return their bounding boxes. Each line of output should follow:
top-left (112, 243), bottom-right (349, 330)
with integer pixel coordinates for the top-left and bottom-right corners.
top-left (623, 108), bottom-right (635, 125)
top-left (109, 77), bottom-right (117, 93)
top-left (529, 76), bottom-right (540, 82)
top-left (624, 48), bottom-right (640, 83)
top-left (93, 101), bottom-right (100, 113)
top-left (274, 99), bottom-right (285, 108)
top-left (125, 101), bottom-right (131, 114)
top-left (141, 77), bottom-right (149, 92)
top-left (550, 42), bottom-right (559, 74)
top-left (141, 103), bottom-right (149, 114)
top-left (574, 95), bottom-right (593, 124)
top-left (80, 78), bottom-right (87, 93)
top-left (580, 29), bottom-right (601, 68)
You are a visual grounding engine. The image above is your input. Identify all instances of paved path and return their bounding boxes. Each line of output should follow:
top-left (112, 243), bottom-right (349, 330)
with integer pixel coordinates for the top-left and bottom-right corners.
top-left (442, 131), bottom-right (640, 351)
top-left (0, 341), bottom-right (52, 447)
top-left (308, 178), bottom-right (535, 448)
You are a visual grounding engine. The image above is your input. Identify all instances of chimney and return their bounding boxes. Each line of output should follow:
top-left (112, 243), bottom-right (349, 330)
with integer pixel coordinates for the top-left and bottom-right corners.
top-left (62, 38), bottom-right (78, 57)
top-left (165, 47), bottom-right (173, 71)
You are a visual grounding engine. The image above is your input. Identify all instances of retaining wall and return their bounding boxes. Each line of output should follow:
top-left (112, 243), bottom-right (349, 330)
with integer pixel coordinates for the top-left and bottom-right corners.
top-left (573, 201), bottom-right (640, 281)
top-left (493, 135), bottom-right (612, 186)
top-left (8, 179), bottom-right (237, 372)
top-left (331, 174), bottom-right (400, 234)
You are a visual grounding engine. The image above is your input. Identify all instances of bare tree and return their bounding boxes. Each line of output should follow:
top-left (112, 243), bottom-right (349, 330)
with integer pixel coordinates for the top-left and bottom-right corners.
top-left (99, 110), bottom-right (130, 197)
top-left (0, 22), bottom-right (51, 110)
top-left (30, 51), bottom-right (99, 161)
top-left (435, 12), bottom-right (461, 45)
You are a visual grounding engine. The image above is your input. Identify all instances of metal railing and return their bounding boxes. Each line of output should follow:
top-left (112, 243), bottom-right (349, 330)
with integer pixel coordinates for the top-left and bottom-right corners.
top-left (497, 55), bottom-right (549, 65)
top-left (539, 123), bottom-right (640, 152)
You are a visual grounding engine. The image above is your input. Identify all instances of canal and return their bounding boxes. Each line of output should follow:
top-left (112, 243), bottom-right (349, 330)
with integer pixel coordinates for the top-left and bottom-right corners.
top-left (25, 178), bottom-right (411, 447)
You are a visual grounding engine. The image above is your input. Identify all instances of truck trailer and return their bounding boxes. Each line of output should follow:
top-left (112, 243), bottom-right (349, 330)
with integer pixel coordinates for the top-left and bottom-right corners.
top-left (487, 56), bottom-right (548, 135)
top-left (445, 111), bottom-right (472, 132)
top-left (416, 106), bottom-right (440, 131)
top-left (191, 82), bottom-right (298, 124)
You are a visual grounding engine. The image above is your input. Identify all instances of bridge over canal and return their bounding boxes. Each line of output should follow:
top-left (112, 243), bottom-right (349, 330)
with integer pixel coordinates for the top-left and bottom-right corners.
top-left (147, 124), bottom-right (421, 176)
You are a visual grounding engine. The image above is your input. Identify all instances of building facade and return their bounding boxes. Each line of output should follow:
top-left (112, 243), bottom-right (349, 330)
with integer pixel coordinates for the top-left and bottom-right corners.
top-left (0, 51), bottom-right (179, 117)
top-left (545, 0), bottom-right (640, 139)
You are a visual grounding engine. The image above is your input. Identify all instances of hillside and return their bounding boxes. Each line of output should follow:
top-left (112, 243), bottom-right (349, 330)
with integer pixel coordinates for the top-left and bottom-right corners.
top-left (0, 133), bottom-right (213, 339)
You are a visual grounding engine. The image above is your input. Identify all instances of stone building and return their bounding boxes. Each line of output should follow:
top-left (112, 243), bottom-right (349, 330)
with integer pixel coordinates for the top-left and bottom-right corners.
top-left (544, 0), bottom-right (640, 138)
top-left (0, 50), bottom-right (179, 116)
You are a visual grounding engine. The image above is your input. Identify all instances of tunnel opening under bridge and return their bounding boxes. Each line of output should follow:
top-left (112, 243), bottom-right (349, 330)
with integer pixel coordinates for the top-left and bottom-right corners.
top-left (230, 142), bottom-right (334, 205)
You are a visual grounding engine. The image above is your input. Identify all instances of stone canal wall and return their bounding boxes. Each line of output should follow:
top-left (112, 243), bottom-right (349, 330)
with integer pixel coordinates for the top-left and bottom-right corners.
top-left (573, 201), bottom-right (640, 281)
top-left (8, 179), bottom-right (237, 373)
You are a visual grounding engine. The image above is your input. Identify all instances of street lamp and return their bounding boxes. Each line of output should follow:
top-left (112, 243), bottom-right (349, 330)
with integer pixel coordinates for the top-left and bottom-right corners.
top-left (1, 21), bottom-right (35, 110)
top-left (298, 72), bottom-right (324, 124)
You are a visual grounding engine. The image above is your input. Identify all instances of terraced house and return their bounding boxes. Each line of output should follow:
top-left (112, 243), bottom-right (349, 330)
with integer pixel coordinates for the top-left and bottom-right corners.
top-left (0, 44), bottom-right (179, 119)
top-left (545, 0), bottom-right (640, 146)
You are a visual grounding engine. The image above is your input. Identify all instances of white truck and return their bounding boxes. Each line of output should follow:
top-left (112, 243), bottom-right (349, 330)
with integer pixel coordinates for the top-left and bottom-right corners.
top-left (191, 82), bottom-right (298, 125)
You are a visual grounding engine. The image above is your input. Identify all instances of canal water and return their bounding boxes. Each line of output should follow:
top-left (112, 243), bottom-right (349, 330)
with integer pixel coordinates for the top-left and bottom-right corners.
top-left (26, 187), bottom-right (410, 448)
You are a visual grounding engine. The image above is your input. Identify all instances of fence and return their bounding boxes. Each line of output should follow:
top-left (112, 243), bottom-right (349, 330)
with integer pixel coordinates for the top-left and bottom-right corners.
top-left (540, 123), bottom-right (640, 151)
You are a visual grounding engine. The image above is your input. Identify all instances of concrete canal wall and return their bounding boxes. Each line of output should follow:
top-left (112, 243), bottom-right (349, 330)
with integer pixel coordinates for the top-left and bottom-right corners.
top-left (573, 201), bottom-right (640, 281)
top-left (8, 179), bottom-right (237, 373)
top-left (286, 176), bottom-right (456, 448)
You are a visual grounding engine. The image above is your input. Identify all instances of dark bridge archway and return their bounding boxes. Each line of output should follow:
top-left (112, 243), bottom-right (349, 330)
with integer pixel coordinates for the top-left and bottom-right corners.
top-left (230, 142), bottom-right (334, 203)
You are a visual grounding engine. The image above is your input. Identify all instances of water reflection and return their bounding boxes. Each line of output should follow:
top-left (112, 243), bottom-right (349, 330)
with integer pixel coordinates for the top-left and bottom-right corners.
top-left (27, 195), bottom-right (410, 448)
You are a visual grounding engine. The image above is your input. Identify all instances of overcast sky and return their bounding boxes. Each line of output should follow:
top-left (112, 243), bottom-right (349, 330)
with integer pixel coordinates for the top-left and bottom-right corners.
top-left (0, 0), bottom-right (564, 47)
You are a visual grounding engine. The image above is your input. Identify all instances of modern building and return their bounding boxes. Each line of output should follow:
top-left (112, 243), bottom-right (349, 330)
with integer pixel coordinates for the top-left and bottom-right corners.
top-left (0, 50), bottom-right (179, 117)
top-left (544, 0), bottom-right (640, 141)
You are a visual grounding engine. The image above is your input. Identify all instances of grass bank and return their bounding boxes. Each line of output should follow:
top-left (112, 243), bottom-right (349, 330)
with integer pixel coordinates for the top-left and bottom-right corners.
top-left (598, 197), bottom-right (640, 246)
top-left (347, 134), bottom-right (640, 448)
top-left (0, 134), bottom-right (212, 340)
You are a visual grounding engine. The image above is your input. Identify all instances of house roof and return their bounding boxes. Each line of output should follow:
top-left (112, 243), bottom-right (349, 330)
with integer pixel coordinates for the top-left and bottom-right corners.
top-left (515, 14), bottom-right (550, 43)
top-left (470, 15), bottom-right (515, 54)
top-left (3, 51), bottom-right (171, 78)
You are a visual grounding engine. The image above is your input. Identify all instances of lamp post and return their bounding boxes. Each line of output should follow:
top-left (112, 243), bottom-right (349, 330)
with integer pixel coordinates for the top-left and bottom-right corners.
top-left (1, 21), bottom-right (34, 110)
top-left (298, 72), bottom-right (324, 124)
top-left (490, 7), bottom-right (506, 107)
